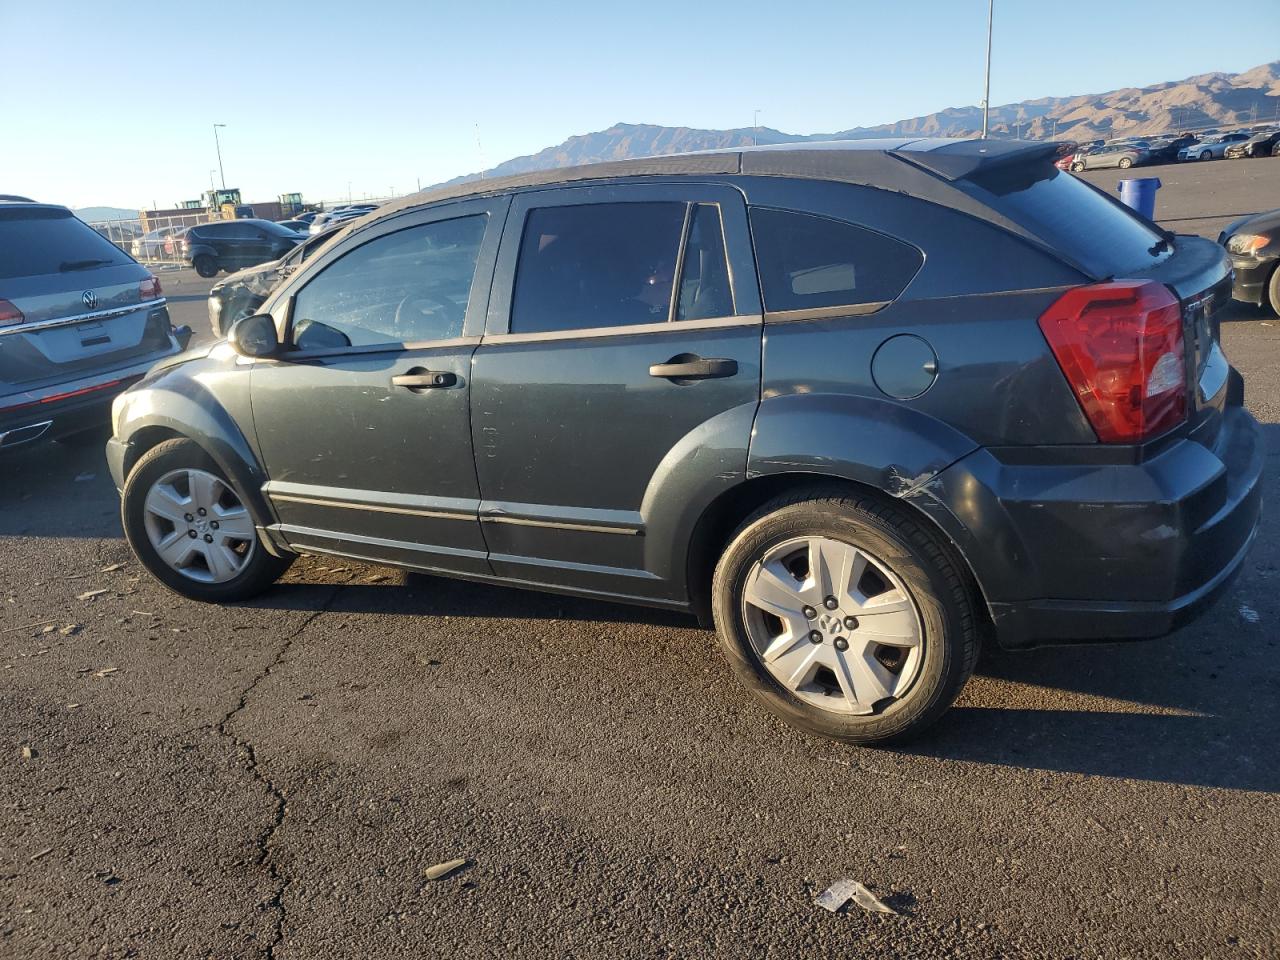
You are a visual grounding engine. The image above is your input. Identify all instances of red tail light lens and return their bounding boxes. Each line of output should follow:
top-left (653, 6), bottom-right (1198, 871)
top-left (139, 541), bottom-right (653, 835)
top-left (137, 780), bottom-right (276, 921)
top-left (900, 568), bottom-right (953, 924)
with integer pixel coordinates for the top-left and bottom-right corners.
top-left (0, 299), bottom-right (24, 327)
top-left (139, 276), bottom-right (162, 301)
top-left (1039, 280), bottom-right (1186, 443)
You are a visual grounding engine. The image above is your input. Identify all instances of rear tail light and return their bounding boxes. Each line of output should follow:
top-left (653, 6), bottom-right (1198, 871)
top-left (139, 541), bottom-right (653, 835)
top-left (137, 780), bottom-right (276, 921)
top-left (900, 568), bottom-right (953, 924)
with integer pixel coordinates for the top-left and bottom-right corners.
top-left (139, 276), bottom-right (162, 301)
top-left (0, 299), bottom-right (24, 327)
top-left (1039, 280), bottom-right (1186, 443)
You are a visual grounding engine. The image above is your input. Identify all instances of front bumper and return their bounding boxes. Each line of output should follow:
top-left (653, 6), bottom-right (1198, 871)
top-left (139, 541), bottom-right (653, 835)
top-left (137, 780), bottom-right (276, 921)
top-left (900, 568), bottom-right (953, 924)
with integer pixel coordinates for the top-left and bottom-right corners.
top-left (913, 402), bottom-right (1263, 649)
top-left (1227, 255), bottom-right (1276, 307)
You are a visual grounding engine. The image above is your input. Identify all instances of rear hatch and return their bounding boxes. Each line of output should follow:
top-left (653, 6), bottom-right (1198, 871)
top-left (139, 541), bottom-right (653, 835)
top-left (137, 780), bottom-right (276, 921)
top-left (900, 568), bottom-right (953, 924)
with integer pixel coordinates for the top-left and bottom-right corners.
top-left (0, 207), bottom-right (174, 392)
top-left (957, 163), bottom-right (1231, 450)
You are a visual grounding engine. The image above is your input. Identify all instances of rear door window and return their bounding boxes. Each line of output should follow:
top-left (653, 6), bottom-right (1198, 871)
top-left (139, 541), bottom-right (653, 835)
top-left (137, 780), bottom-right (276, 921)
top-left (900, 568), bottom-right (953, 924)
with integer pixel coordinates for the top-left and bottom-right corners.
top-left (749, 208), bottom-right (923, 313)
top-left (0, 208), bottom-right (133, 279)
top-left (510, 201), bottom-right (737, 334)
top-left (511, 202), bottom-right (686, 333)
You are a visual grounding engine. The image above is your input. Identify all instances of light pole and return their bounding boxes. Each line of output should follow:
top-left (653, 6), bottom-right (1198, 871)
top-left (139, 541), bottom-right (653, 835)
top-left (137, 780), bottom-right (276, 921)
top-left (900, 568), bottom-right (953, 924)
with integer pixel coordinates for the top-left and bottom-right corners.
top-left (981, 0), bottom-right (994, 138)
top-left (752, 109), bottom-right (761, 147)
top-left (212, 124), bottom-right (227, 189)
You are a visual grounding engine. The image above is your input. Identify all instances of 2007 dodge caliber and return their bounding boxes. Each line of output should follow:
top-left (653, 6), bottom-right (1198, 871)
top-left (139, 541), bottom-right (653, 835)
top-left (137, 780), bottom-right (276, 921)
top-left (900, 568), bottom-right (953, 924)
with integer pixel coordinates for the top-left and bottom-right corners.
top-left (107, 139), bottom-right (1263, 743)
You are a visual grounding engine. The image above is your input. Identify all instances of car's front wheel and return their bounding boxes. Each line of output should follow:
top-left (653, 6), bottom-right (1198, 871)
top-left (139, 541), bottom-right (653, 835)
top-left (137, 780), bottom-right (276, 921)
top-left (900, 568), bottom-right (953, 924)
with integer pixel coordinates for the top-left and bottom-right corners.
top-left (1200, 151), bottom-right (1213, 161)
top-left (1118, 157), bottom-right (1133, 169)
top-left (1071, 161), bottom-right (1085, 172)
top-left (122, 438), bottom-right (293, 602)
top-left (1268, 263), bottom-right (1280, 317)
top-left (711, 490), bottom-right (979, 744)
top-left (193, 255), bottom-right (218, 278)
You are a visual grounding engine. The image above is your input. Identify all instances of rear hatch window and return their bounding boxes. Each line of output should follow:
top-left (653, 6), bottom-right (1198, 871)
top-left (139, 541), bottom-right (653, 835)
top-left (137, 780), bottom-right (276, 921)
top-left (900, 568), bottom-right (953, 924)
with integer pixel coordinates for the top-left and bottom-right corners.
top-left (0, 207), bottom-right (133, 280)
top-left (962, 166), bottom-right (1171, 277)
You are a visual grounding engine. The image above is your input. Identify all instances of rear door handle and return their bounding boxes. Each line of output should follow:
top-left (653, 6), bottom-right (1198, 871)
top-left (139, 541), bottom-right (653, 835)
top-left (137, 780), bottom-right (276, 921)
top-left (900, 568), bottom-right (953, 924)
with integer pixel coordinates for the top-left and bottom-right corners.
top-left (648, 357), bottom-right (738, 381)
top-left (391, 369), bottom-right (457, 390)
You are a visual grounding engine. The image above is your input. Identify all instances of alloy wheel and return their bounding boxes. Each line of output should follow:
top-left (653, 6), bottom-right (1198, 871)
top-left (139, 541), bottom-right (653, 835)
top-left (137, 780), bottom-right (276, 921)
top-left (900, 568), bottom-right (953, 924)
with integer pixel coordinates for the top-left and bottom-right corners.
top-left (740, 536), bottom-right (924, 716)
top-left (142, 468), bottom-right (256, 583)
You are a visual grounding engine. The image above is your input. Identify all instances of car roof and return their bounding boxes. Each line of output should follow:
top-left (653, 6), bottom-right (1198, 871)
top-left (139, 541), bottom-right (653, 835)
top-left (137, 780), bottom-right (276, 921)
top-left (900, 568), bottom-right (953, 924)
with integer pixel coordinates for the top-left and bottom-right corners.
top-left (326, 137), bottom-right (1063, 250)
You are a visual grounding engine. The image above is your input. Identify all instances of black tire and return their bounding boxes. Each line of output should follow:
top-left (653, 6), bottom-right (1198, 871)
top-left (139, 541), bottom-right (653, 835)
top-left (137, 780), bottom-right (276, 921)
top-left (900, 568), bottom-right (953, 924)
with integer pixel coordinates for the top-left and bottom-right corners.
top-left (711, 489), bottom-right (979, 744)
top-left (122, 437), bottom-right (293, 602)
top-left (1200, 151), bottom-right (1213, 161)
top-left (1268, 263), bottom-right (1280, 318)
top-left (193, 255), bottom-right (218, 278)
top-left (1118, 157), bottom-right (1132, 169)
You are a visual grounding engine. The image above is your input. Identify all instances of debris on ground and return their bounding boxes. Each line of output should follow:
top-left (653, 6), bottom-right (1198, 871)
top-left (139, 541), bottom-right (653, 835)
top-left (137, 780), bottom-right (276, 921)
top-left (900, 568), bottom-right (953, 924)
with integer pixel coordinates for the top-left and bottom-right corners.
top-left (815, 879), bottom-right (898, 915)
top-left (21, 746), bottom-right (37, 760)
top-left (30, 848), bottom-right (53, 862)
top-left (74, 472), bottom-right (96, 482)
top-left (423, 858), bottom-right (470, 881)
top-left (94, 667), bottom-right (119, 678)
top-left (76, 589), bottom-right (108, 601)
top-left (1239, 604), bottom-right (1261, 624)
top-left (59, 624), bottom-right (81, 636)
top-left (2, 619), bottom-right (57, 634)
top-left (100, 563), bottom-right (125, 573)
top-left (41, 625), bottom-right (56, 634)
top-left (67, 703), bottom-right (80, 710)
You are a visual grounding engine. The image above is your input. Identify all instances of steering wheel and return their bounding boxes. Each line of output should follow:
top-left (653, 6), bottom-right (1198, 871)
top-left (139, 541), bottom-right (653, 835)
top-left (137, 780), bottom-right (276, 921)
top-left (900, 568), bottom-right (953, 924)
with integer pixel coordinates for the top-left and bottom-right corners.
top-left (393, 292), bottom-right (458, 337)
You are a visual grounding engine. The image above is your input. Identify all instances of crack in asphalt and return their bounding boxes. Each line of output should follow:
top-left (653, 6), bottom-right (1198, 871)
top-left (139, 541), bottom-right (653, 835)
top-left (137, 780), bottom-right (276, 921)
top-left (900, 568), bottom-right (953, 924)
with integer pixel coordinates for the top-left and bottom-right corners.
top-left (216, 586), bottom-right (342, 959)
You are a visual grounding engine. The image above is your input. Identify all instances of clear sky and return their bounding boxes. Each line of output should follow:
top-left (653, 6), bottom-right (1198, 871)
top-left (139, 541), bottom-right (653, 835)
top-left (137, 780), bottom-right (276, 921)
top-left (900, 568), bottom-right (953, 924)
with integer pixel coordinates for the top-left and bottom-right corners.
top-left (4, 0), bottom-right (1277, 210)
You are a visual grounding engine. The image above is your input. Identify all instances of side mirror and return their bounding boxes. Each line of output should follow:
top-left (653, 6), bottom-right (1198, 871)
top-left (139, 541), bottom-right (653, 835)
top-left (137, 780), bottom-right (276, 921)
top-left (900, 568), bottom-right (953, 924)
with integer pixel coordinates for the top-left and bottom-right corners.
top-left (228, 313), bottom-right (280, 358)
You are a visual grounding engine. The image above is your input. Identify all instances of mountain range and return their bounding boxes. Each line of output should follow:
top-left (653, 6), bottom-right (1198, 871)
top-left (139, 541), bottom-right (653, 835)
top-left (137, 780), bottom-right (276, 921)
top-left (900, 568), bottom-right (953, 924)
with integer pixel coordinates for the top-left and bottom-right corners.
top-left (442, 60), bottom-right (1280, 186)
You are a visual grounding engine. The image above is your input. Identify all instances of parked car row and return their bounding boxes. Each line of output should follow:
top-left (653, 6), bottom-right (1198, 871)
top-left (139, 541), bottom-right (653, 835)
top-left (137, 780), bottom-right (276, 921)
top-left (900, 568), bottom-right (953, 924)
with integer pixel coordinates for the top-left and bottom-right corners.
top-left (101, 139), bottom-right (1262, 745)
top-left (1061, 129), bottom-right (1274, 171)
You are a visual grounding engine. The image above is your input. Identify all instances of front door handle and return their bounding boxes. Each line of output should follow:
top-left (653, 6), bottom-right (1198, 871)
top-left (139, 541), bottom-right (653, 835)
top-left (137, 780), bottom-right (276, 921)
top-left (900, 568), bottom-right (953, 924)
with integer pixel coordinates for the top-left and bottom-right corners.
top-left (391, 369), bottom-right (457, 390)
top-left (649, 356), bottom-right (738, 381)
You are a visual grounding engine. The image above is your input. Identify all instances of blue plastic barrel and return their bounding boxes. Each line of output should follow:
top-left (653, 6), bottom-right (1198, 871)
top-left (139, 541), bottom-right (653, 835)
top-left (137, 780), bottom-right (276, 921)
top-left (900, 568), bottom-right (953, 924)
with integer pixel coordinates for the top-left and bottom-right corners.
top-left (1117, 178), bottom-right (1161, 220)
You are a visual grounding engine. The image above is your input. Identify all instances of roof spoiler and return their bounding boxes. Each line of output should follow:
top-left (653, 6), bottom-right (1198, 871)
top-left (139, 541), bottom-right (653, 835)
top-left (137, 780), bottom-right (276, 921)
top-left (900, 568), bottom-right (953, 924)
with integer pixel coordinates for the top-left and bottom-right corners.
top-left (890, 139), bottom-right (1070, 181)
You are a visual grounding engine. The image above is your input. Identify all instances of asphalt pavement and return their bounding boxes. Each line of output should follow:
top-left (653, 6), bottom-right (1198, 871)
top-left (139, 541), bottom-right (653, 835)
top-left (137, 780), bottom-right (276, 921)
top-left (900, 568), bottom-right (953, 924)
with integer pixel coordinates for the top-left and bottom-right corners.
top-left (3, 158), bottom-right (1280, 959)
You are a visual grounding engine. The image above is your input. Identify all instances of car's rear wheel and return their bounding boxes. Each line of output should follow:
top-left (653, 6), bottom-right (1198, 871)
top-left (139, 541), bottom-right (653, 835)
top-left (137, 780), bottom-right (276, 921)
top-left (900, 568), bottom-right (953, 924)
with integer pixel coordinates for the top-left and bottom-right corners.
top-left (1071, 161), bottom-right (1085, 172)
top-left (122, 438), bottom-right (292, 602)
top-left (1118, 157), bottom-right (1133, 169)
top-left (711, 490), bottom-right (979, 744)
top-left (193, 255), bottom-right (218, 278)
top-left (1268, 263), bottom-right (1280, 317)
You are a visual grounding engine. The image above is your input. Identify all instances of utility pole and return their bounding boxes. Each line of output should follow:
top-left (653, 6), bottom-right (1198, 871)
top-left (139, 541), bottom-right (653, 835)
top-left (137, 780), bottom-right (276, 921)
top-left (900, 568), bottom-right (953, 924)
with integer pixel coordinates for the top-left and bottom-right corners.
top-left (752, 109), bottom-right (761, 147)
top-left (981, 0), bottom-right (994, 138)
top-left (212, 124), bottom-right (227, 189)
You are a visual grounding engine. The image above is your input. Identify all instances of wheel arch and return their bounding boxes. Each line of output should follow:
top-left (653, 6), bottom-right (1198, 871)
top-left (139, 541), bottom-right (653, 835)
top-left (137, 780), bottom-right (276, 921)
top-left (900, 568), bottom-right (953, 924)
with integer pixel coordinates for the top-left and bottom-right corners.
top-left (115, 377), bottom-right (274, 532)
top-left (684, 471), bottom-right (993, 637)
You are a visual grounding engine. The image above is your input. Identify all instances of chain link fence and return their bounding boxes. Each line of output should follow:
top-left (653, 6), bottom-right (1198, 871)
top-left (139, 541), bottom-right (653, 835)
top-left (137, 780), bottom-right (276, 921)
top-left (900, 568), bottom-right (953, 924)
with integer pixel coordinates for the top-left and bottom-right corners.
top-left (87, 211), bottom-right (219, 268)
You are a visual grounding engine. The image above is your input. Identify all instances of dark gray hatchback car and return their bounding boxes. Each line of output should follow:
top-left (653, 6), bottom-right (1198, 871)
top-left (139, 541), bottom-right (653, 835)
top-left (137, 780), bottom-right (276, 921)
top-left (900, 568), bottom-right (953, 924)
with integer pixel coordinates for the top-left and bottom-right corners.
top-left (107, 139), bottom-right (1262, 743)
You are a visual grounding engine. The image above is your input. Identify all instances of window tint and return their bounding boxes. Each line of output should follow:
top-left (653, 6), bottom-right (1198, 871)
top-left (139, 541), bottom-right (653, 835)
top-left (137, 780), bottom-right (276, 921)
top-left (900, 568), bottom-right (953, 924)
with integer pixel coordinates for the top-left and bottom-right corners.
top-left (965, 165), bottom-right (1169, 276)
top-left (0, 208), bottom-right (132, 280)
top-left (750, 208), bottom-right (923, 313)
top-left (511, 202), bottom-right (686, 333)
top-left (676, 204), bottom-right (733, 321)
top-left (291, 214), bottom-right (487, 350)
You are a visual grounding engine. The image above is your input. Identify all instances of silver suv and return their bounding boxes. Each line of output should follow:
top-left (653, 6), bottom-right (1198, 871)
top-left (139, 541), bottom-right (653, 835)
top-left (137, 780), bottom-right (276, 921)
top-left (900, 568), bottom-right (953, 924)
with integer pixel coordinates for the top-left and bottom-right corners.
top-left (0, 199), bottom-right (189, 451)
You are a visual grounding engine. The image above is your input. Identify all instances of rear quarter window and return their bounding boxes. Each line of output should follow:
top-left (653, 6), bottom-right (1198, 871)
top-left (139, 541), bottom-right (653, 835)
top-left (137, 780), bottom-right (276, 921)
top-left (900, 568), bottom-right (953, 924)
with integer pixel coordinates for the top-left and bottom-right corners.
top-left (749, 207), bottom-right (923, 313)
top-left (0, 208), bottom-right (133, 280)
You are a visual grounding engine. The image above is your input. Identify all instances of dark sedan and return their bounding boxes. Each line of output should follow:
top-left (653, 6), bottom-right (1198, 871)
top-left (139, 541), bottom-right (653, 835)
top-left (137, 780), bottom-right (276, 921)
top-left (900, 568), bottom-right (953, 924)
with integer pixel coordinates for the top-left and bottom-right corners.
top-left (1220, 209), bottom-right (1280, 314)
top-left (207, 227), bottom-right (342, 337)
top-left (1225, 130), bottom-right (1280, 159)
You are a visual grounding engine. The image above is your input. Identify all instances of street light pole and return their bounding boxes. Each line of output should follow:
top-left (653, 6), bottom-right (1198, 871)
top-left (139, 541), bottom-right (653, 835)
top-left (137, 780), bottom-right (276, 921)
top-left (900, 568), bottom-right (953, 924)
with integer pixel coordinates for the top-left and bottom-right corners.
top-left (212, 124), bottom-right (227, 189)
top-left (982, 0), bottom-right (994, 138)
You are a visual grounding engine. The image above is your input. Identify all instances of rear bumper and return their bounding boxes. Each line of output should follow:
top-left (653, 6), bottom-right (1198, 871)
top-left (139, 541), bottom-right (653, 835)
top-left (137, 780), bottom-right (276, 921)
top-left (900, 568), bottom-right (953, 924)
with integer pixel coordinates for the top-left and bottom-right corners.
top-left (0, 346), bottom-right (181, 452)
top-left (913, 402), bottom-right (1263, 649)
top-left (1228, 255), bottom-right (1276, 307)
